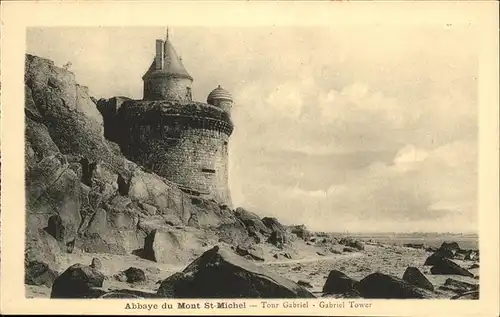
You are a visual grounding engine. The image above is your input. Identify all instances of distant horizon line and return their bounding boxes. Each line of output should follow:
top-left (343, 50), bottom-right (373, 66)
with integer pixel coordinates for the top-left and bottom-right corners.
top-left (313, 230), bottom-right (479, 235)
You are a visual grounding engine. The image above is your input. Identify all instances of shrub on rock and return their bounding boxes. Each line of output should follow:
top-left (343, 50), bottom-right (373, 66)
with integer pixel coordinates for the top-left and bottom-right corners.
top-left (51, 263), bottom-right (105, 298)
top-left (157, 246), bottom-right (315, 298)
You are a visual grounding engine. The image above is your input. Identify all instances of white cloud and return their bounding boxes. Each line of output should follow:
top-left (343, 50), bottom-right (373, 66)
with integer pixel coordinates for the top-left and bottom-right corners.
top-left (238, 140), bottom-right (477, 233)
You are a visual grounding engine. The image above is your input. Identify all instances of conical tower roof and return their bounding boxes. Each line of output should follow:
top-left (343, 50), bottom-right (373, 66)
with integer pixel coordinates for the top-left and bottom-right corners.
top-left (143, 36), bottom-right (193, 80)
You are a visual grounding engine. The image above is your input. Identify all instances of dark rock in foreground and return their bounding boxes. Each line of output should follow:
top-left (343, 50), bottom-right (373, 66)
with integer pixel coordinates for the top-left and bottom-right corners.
top-left (323, 270), bottom-right (358, 294)
top-left (157, 246), bottom-right (315, 298)
top-left (123, 267), bottom-right (146, 283)
top-left (51, 263), bottom-right (104, 298)
top-left (424, 249), bottom-right (455, 266)
top-left (25, 260), bottom-right (58, 287)
top-left (402, 267), bottom-right (434, 291)
top-left (356, 272), bottom-right (436, 299)
top-left (430, 258), bottom-right (474, 277)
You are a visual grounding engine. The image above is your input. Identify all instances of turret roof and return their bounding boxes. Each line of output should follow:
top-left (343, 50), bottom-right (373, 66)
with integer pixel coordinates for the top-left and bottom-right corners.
top-left (143, 37), bottom-right (193, 80)
top-left (207, 85), bottom-right (233, 103)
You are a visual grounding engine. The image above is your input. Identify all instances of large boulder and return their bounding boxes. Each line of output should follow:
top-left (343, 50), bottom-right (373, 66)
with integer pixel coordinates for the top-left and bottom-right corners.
top-left (322, 270), bottom-right (358, 294)
top-left (356, 272), bottom-right (436, 299)
top-left (142, 229), bottom-right (203, 265)
top-left (402, 267), bottom-right (434, 291)
top-left (430, 258), bottom-right (474, 277)
top-left (25, 260), bottom-right (58, 287)
top-left (157, 246), bottom-right (315, 298)
top-left (424, 249), bottom-right (455, 266)
top-left (127, 169), bottom-right (187, 223)
top-left (122, 267), bottom-right (146, 283)
top-left (234, 208), bottom-right (271, 238)
top-left (51, 263), bottom-right (105, 298)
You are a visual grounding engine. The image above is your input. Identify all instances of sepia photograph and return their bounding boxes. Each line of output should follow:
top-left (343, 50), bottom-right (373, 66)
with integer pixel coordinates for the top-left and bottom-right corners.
top-left (1, 1), bottom-right (499, 316)
top-left (23, 24), bottom-right (481, 300)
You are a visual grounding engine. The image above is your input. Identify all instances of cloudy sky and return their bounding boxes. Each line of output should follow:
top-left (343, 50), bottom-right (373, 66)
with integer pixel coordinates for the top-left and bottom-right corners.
top-left (26, 26), bottom-right (478, 233)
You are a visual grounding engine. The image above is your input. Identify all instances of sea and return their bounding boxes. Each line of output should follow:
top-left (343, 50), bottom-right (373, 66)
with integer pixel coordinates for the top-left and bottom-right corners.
top-left (331, 232), bottom-right (479, 250)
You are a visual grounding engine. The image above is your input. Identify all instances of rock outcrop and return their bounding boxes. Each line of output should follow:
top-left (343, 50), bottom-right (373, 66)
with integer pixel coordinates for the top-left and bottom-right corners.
top-left (157, 246), bottom-right (315, 298)
top-left (24, 54), bottom-right (253, 270)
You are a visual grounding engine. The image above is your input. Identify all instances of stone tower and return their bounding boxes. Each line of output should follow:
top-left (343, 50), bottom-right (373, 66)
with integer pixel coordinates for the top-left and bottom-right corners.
top-left (142, 30), bottom-right (193, 102)
top-left (112, 31), bottom-right (234, 207)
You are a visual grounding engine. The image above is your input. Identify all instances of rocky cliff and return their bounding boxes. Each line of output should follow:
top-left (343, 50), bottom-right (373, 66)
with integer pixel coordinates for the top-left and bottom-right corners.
top-left (24, 54), bottom-right (258, 267)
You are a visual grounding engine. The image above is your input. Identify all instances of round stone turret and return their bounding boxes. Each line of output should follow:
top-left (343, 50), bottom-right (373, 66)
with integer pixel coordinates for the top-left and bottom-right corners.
top-left (207, 85), bottom-right (233, 114)
top-left (113, 100), bottom-right (234, 207)
top-left (142, 37), bottom-right (193, 102)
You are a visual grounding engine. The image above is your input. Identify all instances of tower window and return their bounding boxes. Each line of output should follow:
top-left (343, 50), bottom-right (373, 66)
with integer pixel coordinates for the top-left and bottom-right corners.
top-left (202, 168), bottom-right (216, 174)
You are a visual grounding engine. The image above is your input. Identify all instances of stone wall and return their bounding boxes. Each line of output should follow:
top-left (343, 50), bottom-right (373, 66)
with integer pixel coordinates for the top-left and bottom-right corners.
top-left (143, 75), bottom-right (192, 102)
top-left (111, 101), bottom-right (233, 207)
top-left (211, 99), bottom-right (233, 114)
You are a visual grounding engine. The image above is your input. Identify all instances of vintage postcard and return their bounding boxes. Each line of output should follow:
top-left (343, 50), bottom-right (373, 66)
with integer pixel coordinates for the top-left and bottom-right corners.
top-left (1, 1), bottom-right (499, 316)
